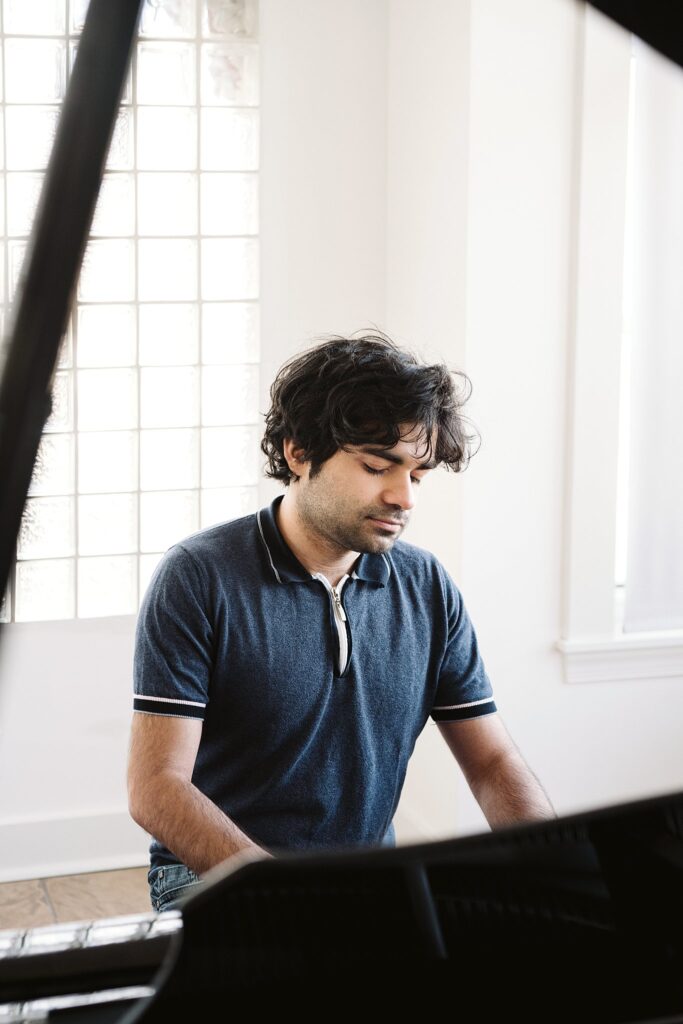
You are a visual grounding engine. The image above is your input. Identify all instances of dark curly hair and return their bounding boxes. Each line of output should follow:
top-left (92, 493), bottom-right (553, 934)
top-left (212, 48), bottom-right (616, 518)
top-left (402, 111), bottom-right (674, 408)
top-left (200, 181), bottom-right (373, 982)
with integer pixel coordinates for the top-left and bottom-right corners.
top-left (261, 332), bottom-right (479, 485)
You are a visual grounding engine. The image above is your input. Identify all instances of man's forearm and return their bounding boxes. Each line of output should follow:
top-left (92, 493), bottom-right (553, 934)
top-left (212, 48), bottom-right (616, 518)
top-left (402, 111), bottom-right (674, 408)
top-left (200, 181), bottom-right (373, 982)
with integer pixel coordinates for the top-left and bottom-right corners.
top-left (130, 771), bottom-right (268, 876)
top-left (471, 750), bottom-right (555, 830)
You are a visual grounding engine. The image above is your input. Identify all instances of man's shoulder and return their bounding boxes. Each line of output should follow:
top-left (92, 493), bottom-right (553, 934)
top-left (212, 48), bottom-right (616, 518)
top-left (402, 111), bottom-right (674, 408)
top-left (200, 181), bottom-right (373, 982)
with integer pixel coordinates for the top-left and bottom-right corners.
top-left (178, 511), bottom-right (256, 553)
top-left (159, 512), bottom-right (260, 579)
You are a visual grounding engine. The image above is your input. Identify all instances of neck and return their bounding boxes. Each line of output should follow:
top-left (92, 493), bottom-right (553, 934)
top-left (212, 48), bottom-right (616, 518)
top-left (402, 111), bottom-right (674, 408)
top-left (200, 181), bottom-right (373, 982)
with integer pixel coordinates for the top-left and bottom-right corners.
top-left (277, 491), bottom-right (358, 587)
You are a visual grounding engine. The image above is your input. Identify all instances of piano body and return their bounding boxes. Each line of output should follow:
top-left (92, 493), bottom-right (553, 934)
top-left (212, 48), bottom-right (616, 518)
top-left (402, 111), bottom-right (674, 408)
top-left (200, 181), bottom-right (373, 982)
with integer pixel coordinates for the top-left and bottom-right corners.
top-left (1, 1), bottom-right (683, 1021)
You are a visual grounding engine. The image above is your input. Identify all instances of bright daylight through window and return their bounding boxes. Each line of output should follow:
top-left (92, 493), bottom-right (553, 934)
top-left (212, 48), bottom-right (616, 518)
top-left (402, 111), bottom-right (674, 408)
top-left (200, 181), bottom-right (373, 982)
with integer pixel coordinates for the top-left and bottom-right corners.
top-left (0, 0), bottom-right (260, 623)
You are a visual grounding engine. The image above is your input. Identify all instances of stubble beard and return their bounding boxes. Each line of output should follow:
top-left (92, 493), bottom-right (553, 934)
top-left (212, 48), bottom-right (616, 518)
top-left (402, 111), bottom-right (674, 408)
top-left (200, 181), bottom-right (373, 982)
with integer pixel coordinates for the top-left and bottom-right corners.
top-left (297, 485), bottom-right (407, 556)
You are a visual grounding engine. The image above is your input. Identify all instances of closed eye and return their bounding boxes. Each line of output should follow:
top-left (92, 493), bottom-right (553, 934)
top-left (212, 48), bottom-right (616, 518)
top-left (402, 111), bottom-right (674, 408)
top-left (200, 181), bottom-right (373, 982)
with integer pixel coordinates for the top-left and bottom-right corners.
top-left (363, 464), bottom-right (423, 484)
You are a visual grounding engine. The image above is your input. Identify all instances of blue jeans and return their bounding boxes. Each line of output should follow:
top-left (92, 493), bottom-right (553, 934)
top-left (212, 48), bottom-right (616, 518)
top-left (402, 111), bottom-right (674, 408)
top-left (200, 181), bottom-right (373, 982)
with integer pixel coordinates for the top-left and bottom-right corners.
top-left (148, 863), bottom-right (203, 912)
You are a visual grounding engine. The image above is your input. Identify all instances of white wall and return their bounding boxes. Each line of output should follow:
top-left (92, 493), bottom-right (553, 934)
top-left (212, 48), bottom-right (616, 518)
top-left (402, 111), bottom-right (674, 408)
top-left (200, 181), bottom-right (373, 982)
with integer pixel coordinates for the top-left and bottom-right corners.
top-left (0, 616), bottom-right (146, 880)
top-left (3, 0), bottom-right (683, 883)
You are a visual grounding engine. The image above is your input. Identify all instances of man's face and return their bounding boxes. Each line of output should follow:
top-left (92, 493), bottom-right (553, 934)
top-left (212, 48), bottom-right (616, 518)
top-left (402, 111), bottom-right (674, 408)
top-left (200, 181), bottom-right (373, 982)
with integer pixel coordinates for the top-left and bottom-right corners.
top-left (293, 425), bottom-right (436, 555)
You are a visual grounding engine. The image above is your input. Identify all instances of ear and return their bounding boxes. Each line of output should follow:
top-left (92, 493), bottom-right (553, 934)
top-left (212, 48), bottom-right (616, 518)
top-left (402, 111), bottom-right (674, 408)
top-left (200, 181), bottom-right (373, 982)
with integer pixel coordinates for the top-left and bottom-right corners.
top-left (283, 438), bottom-right (307, 479)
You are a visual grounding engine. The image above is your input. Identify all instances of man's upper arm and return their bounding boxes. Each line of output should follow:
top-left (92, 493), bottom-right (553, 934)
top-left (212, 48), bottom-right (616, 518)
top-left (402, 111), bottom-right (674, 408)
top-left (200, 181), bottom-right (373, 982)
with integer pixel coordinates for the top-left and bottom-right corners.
top-left (134, 544), bottom-right (213, 720)
top-left (429, 564), bottom-right (497, 726)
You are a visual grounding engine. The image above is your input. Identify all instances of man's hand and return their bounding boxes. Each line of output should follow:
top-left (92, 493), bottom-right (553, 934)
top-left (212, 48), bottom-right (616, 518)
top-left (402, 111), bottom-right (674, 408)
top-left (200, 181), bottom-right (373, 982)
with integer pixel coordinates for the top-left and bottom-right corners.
top-left (127, 713), bottom-right (269, 875)
top-left (438, 714), bottom-right (555, 829)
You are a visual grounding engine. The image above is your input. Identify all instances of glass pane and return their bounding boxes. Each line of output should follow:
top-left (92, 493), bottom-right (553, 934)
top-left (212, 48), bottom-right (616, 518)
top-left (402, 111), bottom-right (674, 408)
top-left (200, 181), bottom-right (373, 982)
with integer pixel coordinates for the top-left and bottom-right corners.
top-left (200, 172), bottom-right (257, 235)
top-left (137, 42), bottom-right (196, 105)
top-left (28, 434), bottom-right (75, 497)
top-left (202, 0), bottom-right (258, 39)
top-left (4, 106), bottom-right (60, 170)
top-left (3, 0), bottom-right (66, 35)
top-left (140, 368), bottom-right (198, 428)
top-left (201, 238), bottom-right (258, 300)
top-left (78, 241), bottom-right (135, 302)
top-left (140, 428), bottom-right (199, 490)
top-left (106, 108), bottom-right (134, 171)
top-left (200, 425), bottom-right (258, 487)
top-left (0, 586), bottom-right (9, 623)
top-left (44, 372), bottom-right (74, 433)
top-left (78, 494), bottom-right (138, 555)
top-left (17, 497), bottom-right (75, 559)
top-left (202, 302), bottom-right (259, 363)
top-left (78, 430), bottom-right (138, 493)
top-left (200, 484), bottom-right (256, 528)
top-left (137, 173), bottom-right (197, 236)
top-left (7, 239), bottom-right (27, 303)
top-left (200, 108), bottom-right (258, 170)
top-left (140, 490), bottom-right (198, 552)
top-left (139, 552), bottom-right (164, 603)
top-left (137, 107), bottom-right (197, 170)
top-left (69, 0), bottom-right (89, 33)
top-left (78, 369), bottom-right (138, 430)
top-left (15, 559), bottom-right (75, 622)
top-left (58, 330), bottom-right (72, 369)
top-left (90, 174), bottom-right (135, 237)
top-left (201, 363), bottom-right (258, 425)
top-left (140, 366), bottom-right (199, 427)
top-left (78, 555), bottom-right (137, 618)
top-left (200, 43), bottom-right (258, 106)
top-left (139, 304), bottom-right (198, 365)
top-left (77, 305), bottom-right (137, 367)
top-left (4, 40), bottom-right (66, 103)
top-left (5, 173), bottom-right (44, 237)
top-left (139, 0), bottom-right (197, 38)
top-left (138, 239), bottom-right (198, 301)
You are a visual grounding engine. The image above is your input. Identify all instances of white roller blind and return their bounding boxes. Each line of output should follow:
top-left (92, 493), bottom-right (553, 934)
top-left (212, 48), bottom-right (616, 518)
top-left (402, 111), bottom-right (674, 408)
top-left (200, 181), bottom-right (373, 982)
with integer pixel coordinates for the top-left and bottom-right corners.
top-left (624, 39), bottom-right (683, 632)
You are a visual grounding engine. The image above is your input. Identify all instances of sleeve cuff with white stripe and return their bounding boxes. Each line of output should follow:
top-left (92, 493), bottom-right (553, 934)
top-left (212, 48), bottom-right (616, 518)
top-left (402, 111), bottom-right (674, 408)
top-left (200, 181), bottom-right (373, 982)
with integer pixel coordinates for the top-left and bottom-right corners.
top-left (431, 696), bottom-right (497, 723)
top-left (133, 694), bottom-right (206, 720)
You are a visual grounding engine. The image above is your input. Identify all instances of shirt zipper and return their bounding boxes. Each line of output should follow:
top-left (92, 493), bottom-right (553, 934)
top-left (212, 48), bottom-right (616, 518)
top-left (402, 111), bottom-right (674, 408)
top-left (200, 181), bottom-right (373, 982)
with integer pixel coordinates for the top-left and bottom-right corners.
top-left (312, 573), bottom-right (350, 674)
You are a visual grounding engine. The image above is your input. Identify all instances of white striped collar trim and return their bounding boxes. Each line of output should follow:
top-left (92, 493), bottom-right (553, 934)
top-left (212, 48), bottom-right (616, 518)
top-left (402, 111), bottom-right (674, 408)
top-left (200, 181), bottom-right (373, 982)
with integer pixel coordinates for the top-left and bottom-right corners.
top-left (137, 695), bottom-right (206, 708)
top-left (256, 509), bottom-right (283, 584)
top-left (432, 696), bottom-right (495, 711)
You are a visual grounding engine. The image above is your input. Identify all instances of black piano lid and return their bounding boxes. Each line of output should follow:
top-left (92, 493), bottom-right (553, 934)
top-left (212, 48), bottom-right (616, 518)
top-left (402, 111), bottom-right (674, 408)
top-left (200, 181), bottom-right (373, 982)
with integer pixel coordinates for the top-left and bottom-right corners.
top-left (588, 1), bottom-right (683, 72)
top-left (0, 0), bottom-right (145, 613)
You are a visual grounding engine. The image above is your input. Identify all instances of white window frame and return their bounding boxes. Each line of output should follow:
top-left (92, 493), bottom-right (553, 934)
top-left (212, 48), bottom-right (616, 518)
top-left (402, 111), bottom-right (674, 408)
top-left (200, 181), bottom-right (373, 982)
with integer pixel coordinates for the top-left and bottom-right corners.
top-left (558, 5), bottom-right (683, 684)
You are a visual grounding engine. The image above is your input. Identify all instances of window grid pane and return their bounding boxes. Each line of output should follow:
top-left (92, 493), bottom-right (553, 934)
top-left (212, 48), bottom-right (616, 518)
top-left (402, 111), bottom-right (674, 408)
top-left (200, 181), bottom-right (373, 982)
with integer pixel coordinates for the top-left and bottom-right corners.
top-left (3, 0), bottom-right (260, 622)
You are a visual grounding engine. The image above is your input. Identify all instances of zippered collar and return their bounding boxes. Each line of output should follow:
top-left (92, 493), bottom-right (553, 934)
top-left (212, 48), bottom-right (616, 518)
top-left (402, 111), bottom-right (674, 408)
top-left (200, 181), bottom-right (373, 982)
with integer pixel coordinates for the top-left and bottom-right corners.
top-left (256, 495), bottom-right (391, 587)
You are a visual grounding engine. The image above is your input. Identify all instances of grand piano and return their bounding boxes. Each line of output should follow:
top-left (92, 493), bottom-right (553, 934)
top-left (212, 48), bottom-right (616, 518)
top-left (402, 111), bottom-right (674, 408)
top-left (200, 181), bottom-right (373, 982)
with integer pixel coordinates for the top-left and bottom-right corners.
top-left (1, 2), bottom-right (683, 1021)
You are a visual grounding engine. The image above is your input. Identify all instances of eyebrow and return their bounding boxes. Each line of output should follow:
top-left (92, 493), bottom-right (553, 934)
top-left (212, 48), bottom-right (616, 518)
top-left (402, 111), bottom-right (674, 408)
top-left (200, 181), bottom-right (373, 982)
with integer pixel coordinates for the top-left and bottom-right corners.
top-left (358, 446), bottom-right (437, 471)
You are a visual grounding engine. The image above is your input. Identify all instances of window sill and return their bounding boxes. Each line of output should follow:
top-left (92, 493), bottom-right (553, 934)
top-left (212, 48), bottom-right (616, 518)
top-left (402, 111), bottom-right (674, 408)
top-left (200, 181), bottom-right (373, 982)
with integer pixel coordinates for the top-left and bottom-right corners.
top-left (557, 632), bottom-right (683, 684)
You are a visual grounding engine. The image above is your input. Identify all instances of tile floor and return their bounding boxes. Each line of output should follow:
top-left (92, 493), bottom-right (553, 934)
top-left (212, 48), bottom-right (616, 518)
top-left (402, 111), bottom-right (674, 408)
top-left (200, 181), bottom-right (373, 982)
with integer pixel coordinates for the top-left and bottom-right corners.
top-left (0, 867), bottom-right (151, 931)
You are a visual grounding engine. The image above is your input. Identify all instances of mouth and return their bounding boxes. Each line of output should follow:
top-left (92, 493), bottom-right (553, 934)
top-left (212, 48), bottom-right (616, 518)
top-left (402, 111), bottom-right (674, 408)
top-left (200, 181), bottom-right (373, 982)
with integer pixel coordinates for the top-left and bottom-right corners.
top-left (367, 516), bottom-right (406, 532)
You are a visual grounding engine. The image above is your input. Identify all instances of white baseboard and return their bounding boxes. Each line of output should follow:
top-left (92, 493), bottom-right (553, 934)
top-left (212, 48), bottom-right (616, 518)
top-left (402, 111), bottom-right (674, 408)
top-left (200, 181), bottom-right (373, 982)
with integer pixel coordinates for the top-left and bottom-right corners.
top-left (0, 810), bottom-right (150, 883)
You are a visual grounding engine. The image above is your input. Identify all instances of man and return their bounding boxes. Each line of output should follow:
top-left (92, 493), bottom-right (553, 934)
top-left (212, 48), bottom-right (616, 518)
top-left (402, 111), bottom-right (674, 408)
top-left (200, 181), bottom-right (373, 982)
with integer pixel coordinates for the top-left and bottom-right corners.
top-left (128, 333), bottom-right (554, 912)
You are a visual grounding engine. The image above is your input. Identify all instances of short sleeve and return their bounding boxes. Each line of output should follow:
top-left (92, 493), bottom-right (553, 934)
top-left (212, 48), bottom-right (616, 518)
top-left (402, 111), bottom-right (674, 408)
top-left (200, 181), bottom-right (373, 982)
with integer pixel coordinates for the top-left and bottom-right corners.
top-left (430, 568), bottom-right (497, 723)
top-left (133, 544), bottom-right (213, 721)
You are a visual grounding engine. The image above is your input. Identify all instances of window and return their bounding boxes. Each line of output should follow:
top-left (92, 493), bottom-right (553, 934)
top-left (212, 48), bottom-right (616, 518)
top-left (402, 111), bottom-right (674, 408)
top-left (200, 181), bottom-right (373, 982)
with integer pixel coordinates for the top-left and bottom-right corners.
top-left (0, 0), bottom-right (260, 623)
top-left (558, 6), bottom-right (683, 683)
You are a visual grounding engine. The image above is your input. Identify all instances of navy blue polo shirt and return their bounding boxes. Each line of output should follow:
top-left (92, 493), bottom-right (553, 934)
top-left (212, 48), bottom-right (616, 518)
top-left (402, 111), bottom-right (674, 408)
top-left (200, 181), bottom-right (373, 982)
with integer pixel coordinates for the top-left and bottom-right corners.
top-left (133, 495), bottom-right (496, 869)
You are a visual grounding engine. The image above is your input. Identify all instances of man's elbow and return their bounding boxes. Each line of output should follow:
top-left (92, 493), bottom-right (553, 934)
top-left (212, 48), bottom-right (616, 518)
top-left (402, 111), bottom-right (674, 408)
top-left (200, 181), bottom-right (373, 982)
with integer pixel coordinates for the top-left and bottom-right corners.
top-left (127, 770), bottom-right (148, 831)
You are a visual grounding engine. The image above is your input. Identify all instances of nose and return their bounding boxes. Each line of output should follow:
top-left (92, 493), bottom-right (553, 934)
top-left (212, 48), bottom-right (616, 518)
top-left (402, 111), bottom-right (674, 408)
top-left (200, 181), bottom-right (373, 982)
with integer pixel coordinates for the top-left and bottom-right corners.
top-left (381, 473), bottom-right (416, 512)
